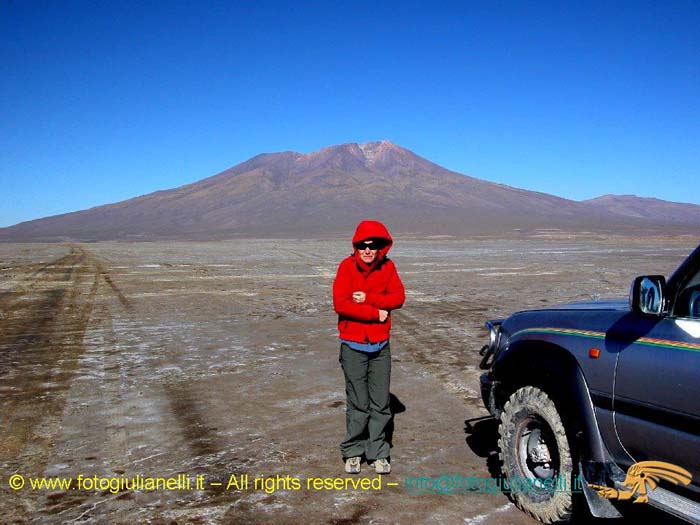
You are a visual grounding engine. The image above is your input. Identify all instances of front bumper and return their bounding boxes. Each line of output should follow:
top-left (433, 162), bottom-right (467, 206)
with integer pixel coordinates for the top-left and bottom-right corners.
top-left (480, 373), bottom-right (500, 417)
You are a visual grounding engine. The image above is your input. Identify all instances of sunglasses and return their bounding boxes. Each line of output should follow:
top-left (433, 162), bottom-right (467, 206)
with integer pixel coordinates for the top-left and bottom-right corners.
top-left (354, 240), bottom-right (386, 251)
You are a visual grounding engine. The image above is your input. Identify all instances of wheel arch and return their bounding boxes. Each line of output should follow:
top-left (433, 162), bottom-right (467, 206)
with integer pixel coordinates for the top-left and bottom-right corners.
top-left (491, 340), bottom-right (611, 470)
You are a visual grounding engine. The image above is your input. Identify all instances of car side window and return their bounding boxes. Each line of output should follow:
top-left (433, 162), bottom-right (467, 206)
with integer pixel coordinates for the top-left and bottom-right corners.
top-left (673, 268), bottom-right (700, 319)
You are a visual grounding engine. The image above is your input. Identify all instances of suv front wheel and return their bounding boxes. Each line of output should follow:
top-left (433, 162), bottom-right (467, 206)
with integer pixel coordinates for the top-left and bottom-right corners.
top-left (499, 386), bottom-right (575, 523)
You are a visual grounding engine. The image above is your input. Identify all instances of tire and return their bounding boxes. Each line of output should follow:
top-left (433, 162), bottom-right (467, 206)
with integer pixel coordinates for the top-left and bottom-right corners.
top-left (498, 386), bottom-right (575, 524)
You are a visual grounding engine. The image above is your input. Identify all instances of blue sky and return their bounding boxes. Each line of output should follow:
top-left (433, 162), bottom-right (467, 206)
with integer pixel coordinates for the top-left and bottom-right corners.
top-left (1, 0), bottom-right (698, 227)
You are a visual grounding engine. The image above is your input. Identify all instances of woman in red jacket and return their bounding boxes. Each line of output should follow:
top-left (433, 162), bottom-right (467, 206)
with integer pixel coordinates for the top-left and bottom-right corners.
top-left (333, 220), bottom-right (405, 475)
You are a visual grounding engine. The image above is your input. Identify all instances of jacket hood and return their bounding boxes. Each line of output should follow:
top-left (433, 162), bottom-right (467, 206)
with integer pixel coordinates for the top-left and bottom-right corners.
top-left (351, 220), bottom-right (393, 271)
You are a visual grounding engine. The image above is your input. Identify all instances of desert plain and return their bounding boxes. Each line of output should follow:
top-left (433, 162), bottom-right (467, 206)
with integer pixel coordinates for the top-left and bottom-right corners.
top-left (0, 235), bottom-right (696, 524)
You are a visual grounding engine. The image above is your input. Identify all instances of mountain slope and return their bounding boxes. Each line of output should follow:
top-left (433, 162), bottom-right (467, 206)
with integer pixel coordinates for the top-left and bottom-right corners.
top-left (583, 195), bottom-right (700, 225)
top-left (1, 141), bottom-right (697, 240)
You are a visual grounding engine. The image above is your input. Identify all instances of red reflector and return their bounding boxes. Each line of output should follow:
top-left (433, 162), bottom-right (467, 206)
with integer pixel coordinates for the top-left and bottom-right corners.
top-left (589, 348), bottom-right (601, 359)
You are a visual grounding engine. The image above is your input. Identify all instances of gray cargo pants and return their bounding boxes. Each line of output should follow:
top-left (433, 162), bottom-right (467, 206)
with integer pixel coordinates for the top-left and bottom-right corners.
top-left (339, 342), bottom-right (391, 461)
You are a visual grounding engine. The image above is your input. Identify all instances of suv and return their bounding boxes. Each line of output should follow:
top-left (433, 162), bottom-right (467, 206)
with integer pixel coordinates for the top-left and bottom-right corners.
top-left (479, 244), bottom-right (700, 524)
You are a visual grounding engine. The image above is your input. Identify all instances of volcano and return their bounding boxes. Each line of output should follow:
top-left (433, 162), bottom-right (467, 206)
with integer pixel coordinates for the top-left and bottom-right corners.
top-left (1, 140), bottom-right (698, 240)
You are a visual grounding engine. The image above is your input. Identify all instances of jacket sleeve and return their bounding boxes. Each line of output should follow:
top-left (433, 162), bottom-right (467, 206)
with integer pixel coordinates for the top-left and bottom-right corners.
top-left (333, 260), bottom-right (379, 321)
top-left (365, 263), bottom-right (406, 310)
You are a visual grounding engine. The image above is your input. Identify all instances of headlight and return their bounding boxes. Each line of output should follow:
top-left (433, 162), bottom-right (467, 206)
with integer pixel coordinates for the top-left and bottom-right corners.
top-left (486, 320), bottom-right (500, 349)
top-left (479, 320), bottom-right (502, 369)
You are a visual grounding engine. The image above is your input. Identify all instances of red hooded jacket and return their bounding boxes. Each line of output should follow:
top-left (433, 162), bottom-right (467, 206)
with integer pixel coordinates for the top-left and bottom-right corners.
top-left (333, 220), bottom-right (405, 344)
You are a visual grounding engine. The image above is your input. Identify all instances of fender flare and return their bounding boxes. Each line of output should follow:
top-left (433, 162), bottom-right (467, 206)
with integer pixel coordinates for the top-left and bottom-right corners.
top-left (491, 341), bottom-right (622, 481)
top-left (490, 341), bottom-right (624, 517)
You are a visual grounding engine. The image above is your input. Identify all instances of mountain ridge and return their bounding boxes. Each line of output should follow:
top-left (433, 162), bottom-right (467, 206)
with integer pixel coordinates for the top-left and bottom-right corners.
top-left (1, 141), bottom-right (698, 241)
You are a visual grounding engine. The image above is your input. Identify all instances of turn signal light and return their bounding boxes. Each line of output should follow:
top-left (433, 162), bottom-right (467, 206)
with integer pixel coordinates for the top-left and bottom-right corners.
top-left (589, 348), bottom-right (601, 359)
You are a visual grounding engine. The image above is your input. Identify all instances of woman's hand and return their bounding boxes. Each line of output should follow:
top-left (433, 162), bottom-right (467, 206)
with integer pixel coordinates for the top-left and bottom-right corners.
top-left (352, 291), bottom-right (366, 303)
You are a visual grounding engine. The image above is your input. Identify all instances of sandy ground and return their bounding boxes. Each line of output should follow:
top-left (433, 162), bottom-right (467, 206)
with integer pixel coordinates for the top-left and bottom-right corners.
top-left (0, 236), bottom-right (696, 525)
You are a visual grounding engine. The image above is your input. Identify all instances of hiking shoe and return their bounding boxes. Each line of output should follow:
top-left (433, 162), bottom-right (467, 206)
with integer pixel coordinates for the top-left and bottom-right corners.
top-left (344, 456), bottom-right (361, 474)
top-left (373, 458), bottom-right (391, 475)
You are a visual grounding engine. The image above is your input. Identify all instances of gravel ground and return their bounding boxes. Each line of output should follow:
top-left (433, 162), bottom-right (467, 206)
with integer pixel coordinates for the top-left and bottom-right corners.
top-left (0, 236), bottom-right (694, 524)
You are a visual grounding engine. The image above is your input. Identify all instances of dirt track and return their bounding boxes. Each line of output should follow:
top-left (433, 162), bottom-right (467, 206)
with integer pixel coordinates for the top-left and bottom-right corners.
top-left (0, 238), bottom-right (694, 524)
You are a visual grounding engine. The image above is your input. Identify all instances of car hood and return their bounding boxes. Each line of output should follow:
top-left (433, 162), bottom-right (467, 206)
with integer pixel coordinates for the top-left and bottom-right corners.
top-left (542, 299), bottom-right (629, 311)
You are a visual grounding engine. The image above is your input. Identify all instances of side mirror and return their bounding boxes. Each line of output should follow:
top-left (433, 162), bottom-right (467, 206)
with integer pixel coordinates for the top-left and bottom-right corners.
top-left (629, 275), bottom-right (666, 315)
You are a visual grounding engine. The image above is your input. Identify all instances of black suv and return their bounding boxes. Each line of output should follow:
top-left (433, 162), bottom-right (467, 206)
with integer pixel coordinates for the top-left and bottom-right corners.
top-left (479, 244), bottom-right (700, 524)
